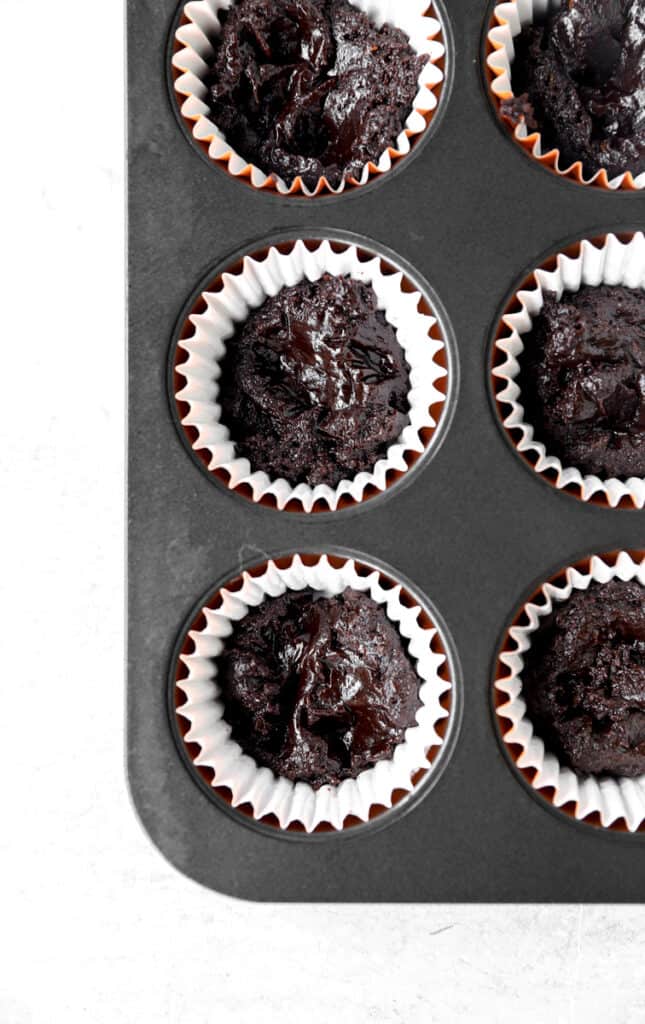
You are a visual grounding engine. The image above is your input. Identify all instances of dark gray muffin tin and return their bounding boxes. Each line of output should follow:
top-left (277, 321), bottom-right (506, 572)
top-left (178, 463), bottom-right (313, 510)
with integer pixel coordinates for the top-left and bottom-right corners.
top-left (128, 0), bottom-right (645, 901)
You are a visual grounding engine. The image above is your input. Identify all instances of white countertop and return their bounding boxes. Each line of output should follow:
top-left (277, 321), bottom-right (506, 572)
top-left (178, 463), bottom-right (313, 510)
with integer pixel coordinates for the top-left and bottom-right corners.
top-left (2, 3), bottom-right (643, 1020)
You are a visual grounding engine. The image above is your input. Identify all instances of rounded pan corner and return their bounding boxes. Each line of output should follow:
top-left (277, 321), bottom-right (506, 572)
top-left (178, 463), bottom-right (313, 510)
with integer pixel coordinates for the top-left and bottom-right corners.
top-left (124, 749), bottom-right (273, 903)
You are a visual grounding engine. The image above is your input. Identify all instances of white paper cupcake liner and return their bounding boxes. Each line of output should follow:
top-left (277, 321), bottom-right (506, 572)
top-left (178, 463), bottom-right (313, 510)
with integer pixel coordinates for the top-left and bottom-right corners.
top-left (174, 238), bottom-right (448, 513)
top-left (172, 0), bottom-right (445, 196)
top-left (486, 0), bottom-right (645, 191)
top-left (495, 551), bottom-right (645, 832)
top-left (174, 553), bottom-right (452, 833)
top-left (493, 232), bottom-right (645, 510)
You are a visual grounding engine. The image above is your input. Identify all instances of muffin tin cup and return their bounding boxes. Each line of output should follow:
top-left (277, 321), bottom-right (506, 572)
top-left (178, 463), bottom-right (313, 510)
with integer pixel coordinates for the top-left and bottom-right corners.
top-left (492, 231), bottom-right (645, 510)
top-left (494, 551), bottom-right (645, 833)
top-left (485, 0), bottom-right (645, 192)
top-left (173, 235), bottom-right (450, 513)
top-left (173, 552), bottom-right (454, 834)
top-left (171, 0), bottom-right (446, 197)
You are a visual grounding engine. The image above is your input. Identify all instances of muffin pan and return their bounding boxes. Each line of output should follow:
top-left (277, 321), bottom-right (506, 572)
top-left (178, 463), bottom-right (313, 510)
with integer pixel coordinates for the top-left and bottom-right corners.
top-left (128, 0), bottom-right (645, 900)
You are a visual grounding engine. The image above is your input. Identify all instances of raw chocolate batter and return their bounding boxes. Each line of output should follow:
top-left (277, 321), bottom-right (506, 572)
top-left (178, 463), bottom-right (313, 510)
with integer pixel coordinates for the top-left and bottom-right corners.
top-left (217, 588), bottom-right (422, 787)
top-left (522, 579), bottom-right (645, 777)
top-left (207, 0), bottom-right (427, 188)
top-left (501, 0), bottom-right (645, 180)
top-left (518, 285), bottom-right (645, 479)
top-left (219, 273), bottom-right (411, 488)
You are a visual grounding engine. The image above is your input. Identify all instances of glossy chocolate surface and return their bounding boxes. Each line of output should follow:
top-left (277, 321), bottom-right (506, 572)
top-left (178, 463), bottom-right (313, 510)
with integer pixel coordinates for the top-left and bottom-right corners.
top-left (206, 0), bottom-right (427, 188)
top-left (217, 588), bottom-right (422, 787)
top-left (219, 273), bottom-right (411, 488)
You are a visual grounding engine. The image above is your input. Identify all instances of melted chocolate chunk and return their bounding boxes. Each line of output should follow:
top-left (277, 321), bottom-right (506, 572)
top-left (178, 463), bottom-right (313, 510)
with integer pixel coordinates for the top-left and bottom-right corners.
top-left (206, 0), bottom-right (427, 188)
top-left (217, 588), bottom-right (422, 787)
top-left (522, 580), bottom-right (645, 777)
top-left (500, 0), bottom-right (645, 180)
top-left (219, 274), bottom-right (411, 488)
top-left (517, 285), bottom-right (645, 479)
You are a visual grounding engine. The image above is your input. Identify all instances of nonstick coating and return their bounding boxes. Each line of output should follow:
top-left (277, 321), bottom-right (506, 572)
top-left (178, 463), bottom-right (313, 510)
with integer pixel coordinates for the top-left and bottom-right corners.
top-left (128, 0), bottom-right (645, 900)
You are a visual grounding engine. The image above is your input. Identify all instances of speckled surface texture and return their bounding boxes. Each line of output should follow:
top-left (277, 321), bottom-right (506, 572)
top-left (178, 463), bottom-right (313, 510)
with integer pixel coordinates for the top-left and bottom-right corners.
top-left (501, 0), bottom-right (645, 180)
top-left (522, 579), bottom-right (645, 777)
top-left (518, 286), bottom-right (645, 478)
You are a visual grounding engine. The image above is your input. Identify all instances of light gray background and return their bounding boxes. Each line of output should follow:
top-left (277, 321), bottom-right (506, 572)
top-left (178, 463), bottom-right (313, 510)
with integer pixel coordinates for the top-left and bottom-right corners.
top-left (2, 1), bottom-right (644, 1020)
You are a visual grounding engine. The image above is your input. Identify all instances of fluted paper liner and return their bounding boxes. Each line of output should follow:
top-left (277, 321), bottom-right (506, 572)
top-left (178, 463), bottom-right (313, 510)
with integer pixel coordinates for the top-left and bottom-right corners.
top-left (172, 0), bottom-right (445, 196)
top-left (174, 238), bottom-right (448, 512)
top-left (174, 554), bottom-right (452, 833)
top-left (486, 0), bottom-right (645, 191)
top-left (495, 551), bottom-right (645, 833)
top-left (493, 232), bottom-right (645, 510)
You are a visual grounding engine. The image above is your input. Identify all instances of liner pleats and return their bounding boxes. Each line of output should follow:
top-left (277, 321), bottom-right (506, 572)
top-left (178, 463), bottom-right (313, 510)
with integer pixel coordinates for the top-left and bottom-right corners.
top-left (175, 554), bottom-right (452, 832)
top-left (493, 232), bottom-right (645, 509)
top-left (486, 0), bottom-right (645, 191)
top-left (495, 551), bottom-right (645, 832)
top-left (175, 238), bottom-right (448, 512)
top-left (172, 0), bottom-right (445, 196)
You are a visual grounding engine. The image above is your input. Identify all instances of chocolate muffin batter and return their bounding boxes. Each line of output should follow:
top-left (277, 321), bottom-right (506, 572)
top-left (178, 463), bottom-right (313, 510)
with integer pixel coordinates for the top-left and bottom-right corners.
top-left (517, 286), bottom-right (645, 479)
top-left (206, 0), bottom-right (427, 189)
top-left (522, 580), bottom-right (645, 777)
top-left (500, 0), bottom-right (645, 180)
top-left (219, 274), bottom-right (411, 488)
top-left (217, 588), bottom-right (422, 787)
